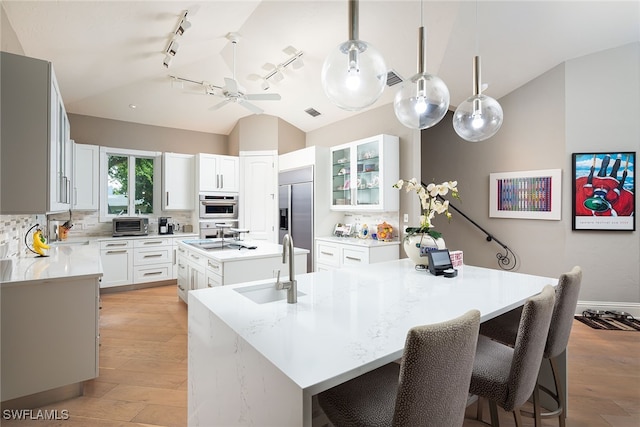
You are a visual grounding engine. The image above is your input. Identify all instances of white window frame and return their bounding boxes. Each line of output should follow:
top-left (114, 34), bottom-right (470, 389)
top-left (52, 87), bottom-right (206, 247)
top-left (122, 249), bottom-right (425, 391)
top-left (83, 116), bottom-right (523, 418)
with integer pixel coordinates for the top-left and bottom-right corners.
top-left (99, 147), bottom-right (161, 222)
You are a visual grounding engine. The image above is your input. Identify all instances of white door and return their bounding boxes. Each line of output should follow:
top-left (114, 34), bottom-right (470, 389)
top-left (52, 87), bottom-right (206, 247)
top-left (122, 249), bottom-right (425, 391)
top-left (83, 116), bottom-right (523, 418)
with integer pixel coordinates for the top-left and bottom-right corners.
top-left (240, 152), bottom-right (277, 242)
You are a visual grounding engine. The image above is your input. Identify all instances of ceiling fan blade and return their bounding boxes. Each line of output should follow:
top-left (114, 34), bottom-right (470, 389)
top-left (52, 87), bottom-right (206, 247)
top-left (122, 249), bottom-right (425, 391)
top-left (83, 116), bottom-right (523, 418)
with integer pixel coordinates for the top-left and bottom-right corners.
top-left (246, 93), bottom-right (282, 101)
top-left (224, 77), bottom-right (238, 94)
top-left (209, 99), bottom-right (231, 111)
top-left (238, 99), bottom-right (264, 114)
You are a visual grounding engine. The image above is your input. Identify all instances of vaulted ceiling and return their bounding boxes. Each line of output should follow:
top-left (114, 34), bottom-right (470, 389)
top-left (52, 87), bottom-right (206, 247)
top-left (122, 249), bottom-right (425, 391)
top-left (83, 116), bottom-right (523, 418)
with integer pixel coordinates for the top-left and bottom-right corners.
top-left (3, 1), bottom-right (638, 135)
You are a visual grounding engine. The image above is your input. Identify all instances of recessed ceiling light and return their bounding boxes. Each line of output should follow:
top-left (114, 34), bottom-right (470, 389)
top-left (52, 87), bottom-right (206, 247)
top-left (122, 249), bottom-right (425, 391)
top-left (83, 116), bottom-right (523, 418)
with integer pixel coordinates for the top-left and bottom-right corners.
top-left (129, 104), bottom-right (137, 109)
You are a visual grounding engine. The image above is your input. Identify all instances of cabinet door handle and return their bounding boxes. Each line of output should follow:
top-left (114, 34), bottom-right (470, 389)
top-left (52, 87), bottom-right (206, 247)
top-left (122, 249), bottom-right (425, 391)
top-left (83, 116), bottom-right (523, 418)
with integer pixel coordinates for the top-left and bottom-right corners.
top-left (143, 254), bottom-right (163, 259)
top-left (345, 256), bottom-right (362, 262)
top-left (220, 174), bottom-right (224, 188)
top-left (143, 241), bottom-right (163, 245)
top-left (178, 247), bottom-right (185, 253)
top-left (143, 271), bottom-right (163, 276)
top-left (321, 251), bottom-right (335, 256)
top-left (166, 191), bottom-right (170, 206)
top-left (207, 261), bottom-right (219, 269)
top-left (105, 243), bottom-right (128, 247)
top-left (178, 285), bottom-right (185, 291)
top-left (106, 250), bottom-right (128, 254)
top-left (190, 254), bottom-right (200, 260)
top-left (216, 174), bottom-right (220, 188)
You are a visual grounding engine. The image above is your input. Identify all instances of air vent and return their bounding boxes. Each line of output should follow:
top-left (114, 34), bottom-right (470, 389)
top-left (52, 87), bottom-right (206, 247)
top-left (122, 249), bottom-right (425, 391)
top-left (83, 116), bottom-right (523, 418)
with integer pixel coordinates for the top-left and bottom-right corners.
top-left (386, 69), bottom-right (404, 87)
top-left (304, 108), bottom-right (321, 117)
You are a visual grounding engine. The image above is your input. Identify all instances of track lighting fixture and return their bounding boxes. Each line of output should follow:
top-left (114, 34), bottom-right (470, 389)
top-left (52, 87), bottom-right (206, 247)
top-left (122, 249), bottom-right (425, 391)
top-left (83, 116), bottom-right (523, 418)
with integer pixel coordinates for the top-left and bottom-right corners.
top-left (161, 10), bottom-right (191, 69)
top-left (258, 47), bottom-right (304, 90)
top-left (175, 12), bottom-right (191, 36)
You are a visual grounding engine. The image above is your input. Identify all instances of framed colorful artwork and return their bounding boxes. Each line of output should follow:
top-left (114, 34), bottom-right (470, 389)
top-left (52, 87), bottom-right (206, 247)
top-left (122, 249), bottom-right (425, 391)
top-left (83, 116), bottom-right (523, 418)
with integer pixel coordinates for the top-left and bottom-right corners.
top-left (572, 152), bottom-right (635, 231)
top-left (489, 169), bottom-right (562, 220)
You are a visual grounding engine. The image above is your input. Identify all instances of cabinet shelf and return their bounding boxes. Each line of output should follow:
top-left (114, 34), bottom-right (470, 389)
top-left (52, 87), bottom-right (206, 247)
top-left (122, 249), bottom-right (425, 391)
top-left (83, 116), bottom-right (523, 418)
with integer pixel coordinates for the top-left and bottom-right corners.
top-left (330, 135), bottom-right (398, 211)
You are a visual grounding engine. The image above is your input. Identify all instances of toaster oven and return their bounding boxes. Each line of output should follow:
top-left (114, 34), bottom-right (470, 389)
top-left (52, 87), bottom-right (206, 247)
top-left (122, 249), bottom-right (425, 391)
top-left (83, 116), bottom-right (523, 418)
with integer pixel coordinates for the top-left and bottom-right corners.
top-left (112, 217), bottom-right (149, 237)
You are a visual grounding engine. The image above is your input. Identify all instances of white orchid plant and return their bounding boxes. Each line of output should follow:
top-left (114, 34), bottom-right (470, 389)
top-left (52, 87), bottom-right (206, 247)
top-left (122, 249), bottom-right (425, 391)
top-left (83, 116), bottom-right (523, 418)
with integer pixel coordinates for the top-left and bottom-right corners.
top-left (393, 178), bottom-right (460, 239)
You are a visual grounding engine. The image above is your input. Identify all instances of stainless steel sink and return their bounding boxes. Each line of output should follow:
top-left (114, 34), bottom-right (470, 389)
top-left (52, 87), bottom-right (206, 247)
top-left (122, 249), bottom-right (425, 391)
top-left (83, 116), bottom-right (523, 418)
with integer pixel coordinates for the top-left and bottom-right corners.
top-left (234, 282), bottom-right (306, 304)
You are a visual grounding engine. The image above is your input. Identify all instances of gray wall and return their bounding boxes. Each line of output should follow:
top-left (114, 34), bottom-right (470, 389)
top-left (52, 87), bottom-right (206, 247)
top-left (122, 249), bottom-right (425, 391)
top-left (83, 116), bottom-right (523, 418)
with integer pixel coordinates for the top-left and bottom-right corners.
top-left (422, 43), bottom-right (639, 308)
top-left (68, 113), bottom-right (228, 154)
top-left (228, 114), bottom-right (305, 155)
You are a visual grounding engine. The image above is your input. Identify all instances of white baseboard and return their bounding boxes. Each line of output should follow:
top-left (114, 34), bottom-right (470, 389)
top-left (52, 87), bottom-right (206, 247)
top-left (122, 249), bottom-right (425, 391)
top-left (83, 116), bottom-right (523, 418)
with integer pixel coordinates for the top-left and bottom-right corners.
top-left (576, 300), bottom-right (640, 317)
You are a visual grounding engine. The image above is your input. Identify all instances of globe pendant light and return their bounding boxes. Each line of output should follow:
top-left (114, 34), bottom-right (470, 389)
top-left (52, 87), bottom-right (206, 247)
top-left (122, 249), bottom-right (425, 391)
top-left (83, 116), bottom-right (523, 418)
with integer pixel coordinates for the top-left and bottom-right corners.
top-left (453, 1), bottom-right (503, 142)
top-left (393, 2), bottom-right (450, 130)
top-left (321, 0), bottom-right (387, 111)
top-left (452, 56), bottom-right (503, 141)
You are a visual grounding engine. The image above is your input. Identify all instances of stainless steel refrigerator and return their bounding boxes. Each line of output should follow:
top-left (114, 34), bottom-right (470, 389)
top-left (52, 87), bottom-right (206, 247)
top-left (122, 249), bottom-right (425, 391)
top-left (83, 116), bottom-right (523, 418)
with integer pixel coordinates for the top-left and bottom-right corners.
top-left (279, 166), bottom-right (313, 272)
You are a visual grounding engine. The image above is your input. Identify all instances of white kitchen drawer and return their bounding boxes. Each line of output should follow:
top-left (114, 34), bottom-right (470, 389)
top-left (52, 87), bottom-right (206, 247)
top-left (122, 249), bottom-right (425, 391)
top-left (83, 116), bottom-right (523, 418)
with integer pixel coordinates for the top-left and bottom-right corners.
top-left (100, 239), bottom-right (133, 250)
top-left (187, 250), bottom-right (207, 268)
top-left (316, 262), bottom-right (337, 272)
top-left (134, 247), bottom-right (172, 265)
top-left (205, 258), bottom-right (223, 276)
top-left (342, 247), bottom-right (369, 266)
top-left (134, 264), bottom-right (172, 284)
top-left (205, 270), bottom-right (222, 288)
top-left (316, 242), bottom-right (340, 267)
top-left (134, 238), bottom-right (171, 248)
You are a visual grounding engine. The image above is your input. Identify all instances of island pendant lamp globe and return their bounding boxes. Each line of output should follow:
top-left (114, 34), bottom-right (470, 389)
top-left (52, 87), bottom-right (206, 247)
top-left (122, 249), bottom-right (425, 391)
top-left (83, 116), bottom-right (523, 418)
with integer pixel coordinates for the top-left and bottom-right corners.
top-left (393, 20), bottom-right (450, 129)
top-left (453, 56), bottom-right (503, 142)
top-left (321, 0), bottom-right (387, 111)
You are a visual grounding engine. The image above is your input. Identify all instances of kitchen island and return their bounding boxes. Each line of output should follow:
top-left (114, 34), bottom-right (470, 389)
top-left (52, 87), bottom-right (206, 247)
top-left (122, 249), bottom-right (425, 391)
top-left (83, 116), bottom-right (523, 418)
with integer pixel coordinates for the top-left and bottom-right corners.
top-left (176, 239), bottom-right (308, 303)
top-left (188, 258), bottom-right (558, 426)
top-left (1, 242), bottom-right (102, 405)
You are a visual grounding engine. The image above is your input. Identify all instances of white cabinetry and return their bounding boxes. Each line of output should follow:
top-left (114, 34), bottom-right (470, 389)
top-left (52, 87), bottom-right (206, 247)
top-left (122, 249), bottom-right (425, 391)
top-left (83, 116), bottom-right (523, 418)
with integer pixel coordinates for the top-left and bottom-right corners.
top-left (197, 154), bottom-right (239, 193)
top-left (133, 238), bottom-right (173, 283)
top-left (315, 238), bottom-right (399, 272)
top-left (0, 52), bottom-right (73, 214)
top-left (177, 249), bottom-right (206, 302)
top-left (99, 240), bottom-right (134, 288)
top-left (163, 152), bottom-right (195, 210)
top-left (330, 134), bottom-right (399, 211)
top-left (73, 142), bottom-right (99, 210)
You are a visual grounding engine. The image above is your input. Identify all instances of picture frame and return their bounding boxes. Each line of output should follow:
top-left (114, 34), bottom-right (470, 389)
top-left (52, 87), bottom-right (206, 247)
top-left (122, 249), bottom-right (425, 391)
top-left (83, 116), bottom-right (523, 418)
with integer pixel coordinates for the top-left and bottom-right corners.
top-left (572, 152), bottom-right (635, 231)
top-left (489, 169), bottom-right (562, 220)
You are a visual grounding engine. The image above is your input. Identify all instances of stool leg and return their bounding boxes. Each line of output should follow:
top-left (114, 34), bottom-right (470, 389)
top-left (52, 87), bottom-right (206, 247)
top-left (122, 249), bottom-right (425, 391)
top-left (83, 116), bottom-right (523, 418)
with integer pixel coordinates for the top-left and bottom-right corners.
top-left (550, 356), bottom-right (566, 427)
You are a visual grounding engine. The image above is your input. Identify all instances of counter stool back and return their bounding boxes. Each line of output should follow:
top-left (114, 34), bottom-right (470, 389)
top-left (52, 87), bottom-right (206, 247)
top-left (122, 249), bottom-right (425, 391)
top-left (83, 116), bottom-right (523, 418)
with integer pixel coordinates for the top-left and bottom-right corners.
top-left (317, 309), bottom-right (481, 427)
top-left (470, 285), bottom-right (556, 427)
top-left (479, 266), bottom-right (582, 426)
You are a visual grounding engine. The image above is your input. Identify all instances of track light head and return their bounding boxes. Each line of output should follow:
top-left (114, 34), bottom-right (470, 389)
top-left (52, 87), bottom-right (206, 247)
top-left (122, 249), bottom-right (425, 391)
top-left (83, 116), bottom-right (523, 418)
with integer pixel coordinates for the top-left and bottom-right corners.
top-left (163, 55), bottom-right (173, 68)
top-left (261, 79), bottom-right (270, 91)
top-left (166, 40), bottom-right (179, 56)
top-left (175, 19), bottom-right (191, 36)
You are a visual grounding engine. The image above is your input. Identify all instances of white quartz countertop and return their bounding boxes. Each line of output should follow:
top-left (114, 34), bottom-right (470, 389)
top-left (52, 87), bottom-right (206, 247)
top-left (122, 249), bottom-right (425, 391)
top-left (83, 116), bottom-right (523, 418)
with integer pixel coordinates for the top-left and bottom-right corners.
top-left (95, 232), bottom-right (199, 242)
top-left (178, 239), bottom-right (309, 262)
top-left (316, 236), bottom-right (400, 247)
top-left (190, 258), bottom-right (557, 394)
top-left (0, 242), bottom-right (103, 286)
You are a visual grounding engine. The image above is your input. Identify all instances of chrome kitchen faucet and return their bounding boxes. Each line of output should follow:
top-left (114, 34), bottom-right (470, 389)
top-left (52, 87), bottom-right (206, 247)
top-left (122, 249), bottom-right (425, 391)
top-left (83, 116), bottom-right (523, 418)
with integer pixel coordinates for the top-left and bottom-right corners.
top-left (276, 233), bottom-right (297, 303)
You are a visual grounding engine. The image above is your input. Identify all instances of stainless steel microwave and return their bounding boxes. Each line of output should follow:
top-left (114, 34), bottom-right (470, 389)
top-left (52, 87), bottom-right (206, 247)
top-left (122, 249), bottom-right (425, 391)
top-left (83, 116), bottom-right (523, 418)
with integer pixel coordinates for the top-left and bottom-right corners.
top-left (199, 194), bottom-right (238, 219)
top-left (112, 217), bottom-right (149, 237)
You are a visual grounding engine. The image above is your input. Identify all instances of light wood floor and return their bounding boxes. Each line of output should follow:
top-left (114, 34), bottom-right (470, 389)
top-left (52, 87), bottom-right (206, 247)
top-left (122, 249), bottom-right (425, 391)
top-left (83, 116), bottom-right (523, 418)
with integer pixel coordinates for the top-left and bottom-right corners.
top-left (2, 284), bottom-right (639, 426)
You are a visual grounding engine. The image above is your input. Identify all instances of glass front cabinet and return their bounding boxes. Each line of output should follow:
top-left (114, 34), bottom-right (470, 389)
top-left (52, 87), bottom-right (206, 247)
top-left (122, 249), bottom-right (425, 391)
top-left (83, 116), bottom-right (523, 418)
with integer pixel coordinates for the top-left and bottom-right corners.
top-left (330, 134), bottom-right (399, 211)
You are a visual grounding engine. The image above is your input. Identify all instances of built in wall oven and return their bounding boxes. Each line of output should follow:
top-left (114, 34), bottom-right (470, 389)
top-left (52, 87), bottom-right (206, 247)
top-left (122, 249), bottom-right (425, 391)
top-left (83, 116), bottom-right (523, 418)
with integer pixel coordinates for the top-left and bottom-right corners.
top-left (199, 194), bottom-right (238, 219)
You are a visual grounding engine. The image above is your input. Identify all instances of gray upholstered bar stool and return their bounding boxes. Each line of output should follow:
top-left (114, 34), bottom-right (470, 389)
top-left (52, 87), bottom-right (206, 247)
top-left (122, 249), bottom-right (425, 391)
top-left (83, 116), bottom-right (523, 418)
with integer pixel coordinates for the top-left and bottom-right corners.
top-left (479, 266), bottom-right (582, 427)
top-left (317, 309), bottom-right (481, 427)
top-left (470, 285), bottom-right (556, 427)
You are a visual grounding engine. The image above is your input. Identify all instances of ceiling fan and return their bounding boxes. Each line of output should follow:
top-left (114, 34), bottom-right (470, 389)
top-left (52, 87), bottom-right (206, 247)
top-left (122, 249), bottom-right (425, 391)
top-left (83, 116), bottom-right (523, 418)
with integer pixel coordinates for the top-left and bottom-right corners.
top-left (170, 32), bottom-right (281, 114)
